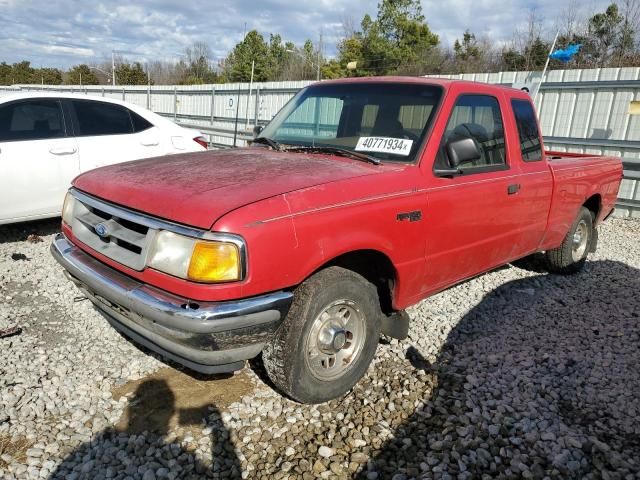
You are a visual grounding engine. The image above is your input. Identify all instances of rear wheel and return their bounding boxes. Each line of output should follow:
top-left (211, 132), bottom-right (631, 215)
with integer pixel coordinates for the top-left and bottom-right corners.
top-left (545, 206), bottom-right (594, 274)
top-left (262, 266), bottom-right (381, 403)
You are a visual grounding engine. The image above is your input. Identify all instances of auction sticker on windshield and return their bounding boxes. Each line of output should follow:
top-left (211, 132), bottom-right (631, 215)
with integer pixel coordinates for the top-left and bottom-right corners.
top-left (355, 137), bottom-right (413, 156)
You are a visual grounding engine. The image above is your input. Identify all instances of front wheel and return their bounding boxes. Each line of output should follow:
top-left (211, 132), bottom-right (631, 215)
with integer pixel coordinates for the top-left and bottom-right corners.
top-left (262, 266), bottom-right (381, 403)
top-left (545, 206), bottom-right (594, 274)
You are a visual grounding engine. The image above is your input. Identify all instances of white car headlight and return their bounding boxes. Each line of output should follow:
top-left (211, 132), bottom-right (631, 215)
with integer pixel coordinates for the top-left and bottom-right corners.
top-left (147, 231), bottom-right (242, 283)
top-left (62, 193), bottom-right (75, 227)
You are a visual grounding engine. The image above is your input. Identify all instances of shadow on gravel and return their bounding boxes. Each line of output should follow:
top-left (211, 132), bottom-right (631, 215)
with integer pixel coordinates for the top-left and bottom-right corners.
top-left (0, 218), bottom-right (60, 244)
top-left (49, 378), bottom-right (241, 479)
top-left (358, 260), bottom-right (640, 479)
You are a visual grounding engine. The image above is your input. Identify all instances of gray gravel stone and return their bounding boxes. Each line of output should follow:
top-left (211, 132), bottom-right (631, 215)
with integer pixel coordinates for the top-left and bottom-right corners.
top-left (1, 218), bottom-right (639, 479)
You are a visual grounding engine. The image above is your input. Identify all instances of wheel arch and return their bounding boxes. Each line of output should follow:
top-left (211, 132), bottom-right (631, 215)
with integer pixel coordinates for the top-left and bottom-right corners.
top-left (583, 193), bottom-right (602, 222)
top-left (308, 249), bottom-right (398, 316)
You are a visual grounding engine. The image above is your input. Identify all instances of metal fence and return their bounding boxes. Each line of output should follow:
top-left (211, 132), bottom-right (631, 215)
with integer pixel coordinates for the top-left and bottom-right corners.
top-left (1, 67), bottom-right (639, 217)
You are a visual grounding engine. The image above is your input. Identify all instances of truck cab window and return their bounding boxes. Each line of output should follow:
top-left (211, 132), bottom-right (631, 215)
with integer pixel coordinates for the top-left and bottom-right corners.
top-left (259, 83), bottom-right (443, 163)
top-left (0, 99), bottom-right (65, 142)
top-left (279, 96), bottom-right (344, 138)
top-left (439, 95), bottom-right (506, 171)
top-left (511, 99), bottom-right (542, 161)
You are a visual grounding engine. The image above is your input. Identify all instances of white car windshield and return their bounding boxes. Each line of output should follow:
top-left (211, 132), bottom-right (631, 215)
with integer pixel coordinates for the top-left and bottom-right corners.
top-left (258, 82), bottom-right (443, 163)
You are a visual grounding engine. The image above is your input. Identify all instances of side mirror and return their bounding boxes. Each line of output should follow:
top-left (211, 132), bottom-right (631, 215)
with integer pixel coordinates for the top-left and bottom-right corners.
top-left (446, 136), bottom-right (481, 168)
top-left (434, 137), bottom-right (482, 178)
top-left (253, 125), bottom-right (263, 138)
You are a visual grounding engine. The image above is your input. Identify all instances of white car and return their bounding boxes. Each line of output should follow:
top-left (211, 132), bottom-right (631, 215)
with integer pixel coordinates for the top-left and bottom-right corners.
top-left (0, 92), bottom-right (207, 225)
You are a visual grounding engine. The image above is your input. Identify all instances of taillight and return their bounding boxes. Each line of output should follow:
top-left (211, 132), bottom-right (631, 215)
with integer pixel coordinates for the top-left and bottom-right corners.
top-left (193, 136), bottom-right (208, 149)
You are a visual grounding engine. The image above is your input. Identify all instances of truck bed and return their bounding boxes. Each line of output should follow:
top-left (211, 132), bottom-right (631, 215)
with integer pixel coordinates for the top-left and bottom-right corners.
top-left (541, 151), bottom-right (623, 251)
top-left (546, 149), bottom-right (623, 161)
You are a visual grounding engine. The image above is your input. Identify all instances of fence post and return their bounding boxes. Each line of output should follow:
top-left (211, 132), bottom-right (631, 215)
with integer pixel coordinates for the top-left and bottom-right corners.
top-left (147, 85), bottom-right (151, 110)
top-left (174, 87), bottom-right (178, 121)
top-left (101, 88), bottom-right (105, 97)
top-left (254, 88), bottom-right (260, 127)
top-left (122, 88), bottom-right (125, 101)
top-left (210, 88), bottom-right (216, 126)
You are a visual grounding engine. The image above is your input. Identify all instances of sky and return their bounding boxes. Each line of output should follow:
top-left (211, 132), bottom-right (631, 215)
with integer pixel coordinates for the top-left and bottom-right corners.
top-left (0, 0), bottom-right (613, 68)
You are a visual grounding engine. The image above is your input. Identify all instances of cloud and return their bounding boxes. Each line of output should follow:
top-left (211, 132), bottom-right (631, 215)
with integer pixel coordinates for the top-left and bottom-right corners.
top-left (0, 0), bottom-right (613, 68)
top-left (43, 45), bottom-right (95, 57)
top-left (422, 0), bottom-right (612, 46)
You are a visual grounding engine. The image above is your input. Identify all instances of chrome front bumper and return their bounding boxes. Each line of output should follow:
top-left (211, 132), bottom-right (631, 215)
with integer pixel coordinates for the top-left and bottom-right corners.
top-left (51, 234), bottom-right (293, 374)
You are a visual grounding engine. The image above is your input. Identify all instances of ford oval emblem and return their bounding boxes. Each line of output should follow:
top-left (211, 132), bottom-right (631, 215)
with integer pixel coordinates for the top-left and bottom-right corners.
top-left (95, 222), bottom-right (109, 238)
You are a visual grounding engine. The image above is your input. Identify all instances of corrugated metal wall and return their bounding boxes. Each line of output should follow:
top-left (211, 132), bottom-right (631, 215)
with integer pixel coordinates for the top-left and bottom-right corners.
top-left (1, 68), bottom-right (639, 216)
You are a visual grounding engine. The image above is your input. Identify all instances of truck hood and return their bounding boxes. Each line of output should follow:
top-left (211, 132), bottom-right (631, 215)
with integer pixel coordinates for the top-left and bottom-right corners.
top-left (73, 147), bottom-right (381, 229)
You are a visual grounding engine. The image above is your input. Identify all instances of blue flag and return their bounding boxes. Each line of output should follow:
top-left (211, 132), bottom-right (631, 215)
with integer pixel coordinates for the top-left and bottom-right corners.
top-left (549, 44), bottom-right (582, 63)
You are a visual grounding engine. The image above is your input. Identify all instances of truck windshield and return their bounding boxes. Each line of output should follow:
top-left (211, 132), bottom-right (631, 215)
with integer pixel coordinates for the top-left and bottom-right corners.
top-left (258, 83), bottom-right (443, 163)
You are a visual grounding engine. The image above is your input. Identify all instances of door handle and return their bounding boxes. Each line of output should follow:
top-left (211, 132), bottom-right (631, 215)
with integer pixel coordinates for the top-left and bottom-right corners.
top-left (141, 139), bottom-right (159, 146)
top-left (49, 146), bottom-right (77, 155)
top-left (507, 183), bottom-right (521, 195)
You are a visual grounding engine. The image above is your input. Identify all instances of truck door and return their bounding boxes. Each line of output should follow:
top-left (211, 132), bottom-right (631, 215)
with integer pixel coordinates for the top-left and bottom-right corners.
top-left (422, 92), bottom-right (526, 293)
top-left (508, 98), bottom-right (553, 253)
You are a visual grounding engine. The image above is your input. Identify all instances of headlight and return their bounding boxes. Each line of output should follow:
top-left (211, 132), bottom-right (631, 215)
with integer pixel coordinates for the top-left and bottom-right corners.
top-left (62, 193), bottom-right (75, 227)
top-left (147, 231), bottom-right (242, 283)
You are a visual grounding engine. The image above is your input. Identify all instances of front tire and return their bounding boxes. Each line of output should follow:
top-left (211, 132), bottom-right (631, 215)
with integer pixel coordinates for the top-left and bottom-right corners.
top-left (545, 206), bottom-right (594, 274)
top-left (262, 266), bottom-right (381, 403)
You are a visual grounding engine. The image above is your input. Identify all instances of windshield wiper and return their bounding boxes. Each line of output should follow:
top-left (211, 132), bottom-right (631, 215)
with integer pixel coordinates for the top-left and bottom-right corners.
top-left (252, 136), bottom-right (282, 151)
top-left (285, 145), bottom-right (381, 165)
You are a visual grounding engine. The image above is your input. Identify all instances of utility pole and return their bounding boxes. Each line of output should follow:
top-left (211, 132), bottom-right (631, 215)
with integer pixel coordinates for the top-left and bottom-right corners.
top-left (245, 60), bottom-right (255, 129)
top-left (112, 50), bottom-right (116, 86)
top-left (317, 31), bottom-right (322, 81)
top-left (233, 23), bottom-right (247, 147)
top-left (533, 30), bottom-right (559, 106)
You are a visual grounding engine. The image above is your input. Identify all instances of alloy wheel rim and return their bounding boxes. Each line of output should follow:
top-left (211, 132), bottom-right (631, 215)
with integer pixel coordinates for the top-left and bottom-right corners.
top-left (572, 219), bottom-right (589, 262)
top-left (305, 299), bottom-right (366, 381)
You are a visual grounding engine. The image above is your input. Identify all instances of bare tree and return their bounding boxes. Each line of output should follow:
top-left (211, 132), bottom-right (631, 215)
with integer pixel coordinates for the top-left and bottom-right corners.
top-left (556, 0), bottom-right (583, 39)
top-left (146, 60), bottom-right (189, 85)
top-left (610, 0), bottom-right (640, 65)
top-left (340, 15), bottom-right (357, 39)
top-left (520, 8), bottom-right (547, 70)
top-left (184, 41), bottom-right (213, 81)
top-left (621, 0), bottom-right (640, 49)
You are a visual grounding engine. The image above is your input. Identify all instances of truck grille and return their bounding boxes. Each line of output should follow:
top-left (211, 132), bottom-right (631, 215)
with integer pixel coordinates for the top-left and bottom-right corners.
top-left (70, 193), bottom-right (156, 271)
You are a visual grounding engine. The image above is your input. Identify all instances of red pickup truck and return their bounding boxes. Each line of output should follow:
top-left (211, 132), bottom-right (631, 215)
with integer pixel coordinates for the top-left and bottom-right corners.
top-left (52, 77), bottom-right (622, 403)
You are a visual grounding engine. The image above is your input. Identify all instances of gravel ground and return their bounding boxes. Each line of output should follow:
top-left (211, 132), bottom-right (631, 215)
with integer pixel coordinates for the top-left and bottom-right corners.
top-left (0, 217), bottom-right (638, 480)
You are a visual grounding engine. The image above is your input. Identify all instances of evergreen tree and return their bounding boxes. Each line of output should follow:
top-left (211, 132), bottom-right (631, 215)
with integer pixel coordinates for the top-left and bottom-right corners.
top-left (66, 64), bottom-right (98, 85)
top-left (223, 30), bottom-right (270, 82)
top-left (115, 62), bottom-right (149, 85)
top-left (333, 0), bottom-right (440, 77)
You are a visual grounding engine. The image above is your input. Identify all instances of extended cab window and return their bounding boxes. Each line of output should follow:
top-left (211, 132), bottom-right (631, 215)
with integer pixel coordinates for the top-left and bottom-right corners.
top-left (72, 100), bottom-right (133, 136)
top-left (0, 99), bottom-right (65, 142)
top-left (438, 95), bottom-right (506, 172)
top-left (512, 99), bottom-right (542, 161)
top-left (259, 83), bottom-right (443, 163)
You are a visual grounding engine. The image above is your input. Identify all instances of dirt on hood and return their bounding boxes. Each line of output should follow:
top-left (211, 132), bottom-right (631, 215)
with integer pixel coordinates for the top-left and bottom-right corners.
top-left (73, 147), bottom-right (381, 229)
